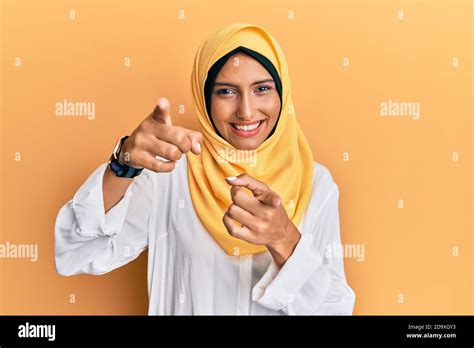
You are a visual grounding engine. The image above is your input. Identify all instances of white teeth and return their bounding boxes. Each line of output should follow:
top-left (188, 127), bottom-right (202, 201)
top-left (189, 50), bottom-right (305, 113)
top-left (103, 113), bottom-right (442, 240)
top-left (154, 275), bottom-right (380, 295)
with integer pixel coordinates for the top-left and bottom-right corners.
top-left (232, 121), bottom-right (261, 131)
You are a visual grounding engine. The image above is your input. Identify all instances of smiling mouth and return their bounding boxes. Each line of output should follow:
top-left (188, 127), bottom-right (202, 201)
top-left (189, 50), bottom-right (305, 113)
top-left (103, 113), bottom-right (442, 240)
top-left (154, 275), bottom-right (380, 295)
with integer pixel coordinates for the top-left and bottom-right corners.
top-left (229, 120), bottom-right (265, 137)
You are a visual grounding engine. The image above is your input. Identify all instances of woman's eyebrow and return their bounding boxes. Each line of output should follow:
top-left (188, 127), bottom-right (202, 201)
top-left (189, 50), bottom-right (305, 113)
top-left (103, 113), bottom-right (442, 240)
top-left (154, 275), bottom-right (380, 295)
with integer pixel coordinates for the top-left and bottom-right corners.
top-left (213, 79), bottom-right (275, 87)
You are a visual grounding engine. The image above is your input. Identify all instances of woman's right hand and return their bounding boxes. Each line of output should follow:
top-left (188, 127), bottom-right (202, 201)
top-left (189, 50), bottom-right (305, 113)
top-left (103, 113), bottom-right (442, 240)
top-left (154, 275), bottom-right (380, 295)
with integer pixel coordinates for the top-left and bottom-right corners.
top-left (119, 97), bottom-right (203, 173)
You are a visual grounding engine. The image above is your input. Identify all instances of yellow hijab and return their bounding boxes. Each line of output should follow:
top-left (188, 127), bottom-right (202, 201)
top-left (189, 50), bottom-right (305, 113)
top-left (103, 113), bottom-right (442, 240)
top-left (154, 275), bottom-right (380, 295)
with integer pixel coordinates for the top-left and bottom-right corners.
top-left (187, 23), bottom-right (314, 256)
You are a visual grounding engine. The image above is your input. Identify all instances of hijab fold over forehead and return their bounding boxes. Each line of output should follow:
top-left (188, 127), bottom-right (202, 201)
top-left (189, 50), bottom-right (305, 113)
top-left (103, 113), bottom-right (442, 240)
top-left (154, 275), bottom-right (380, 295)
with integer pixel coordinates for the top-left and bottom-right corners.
top-left (187, 23), bottom-right (314, 256)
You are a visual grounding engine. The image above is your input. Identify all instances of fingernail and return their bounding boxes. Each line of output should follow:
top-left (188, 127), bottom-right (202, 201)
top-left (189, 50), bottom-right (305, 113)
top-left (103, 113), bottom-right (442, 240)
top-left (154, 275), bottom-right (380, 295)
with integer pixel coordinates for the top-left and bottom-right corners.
top-left (196, 143), bottom-right (201, 153)
top-left (226, 176), bottom-right (238, 181)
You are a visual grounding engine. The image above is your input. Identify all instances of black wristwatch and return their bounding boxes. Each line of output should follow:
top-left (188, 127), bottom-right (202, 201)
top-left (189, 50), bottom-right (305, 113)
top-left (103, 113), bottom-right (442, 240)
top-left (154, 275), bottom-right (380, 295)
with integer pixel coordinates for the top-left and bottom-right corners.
top-left (108, 135), bottom-right (144, 178)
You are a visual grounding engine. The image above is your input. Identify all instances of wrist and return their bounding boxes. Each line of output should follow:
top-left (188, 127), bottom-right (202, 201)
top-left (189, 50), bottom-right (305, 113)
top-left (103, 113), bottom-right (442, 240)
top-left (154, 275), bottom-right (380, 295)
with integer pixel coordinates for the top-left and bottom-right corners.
top-left (267, 221), bottom-right (301, 268)
top-left (117, 139), bottom-right (130, 165)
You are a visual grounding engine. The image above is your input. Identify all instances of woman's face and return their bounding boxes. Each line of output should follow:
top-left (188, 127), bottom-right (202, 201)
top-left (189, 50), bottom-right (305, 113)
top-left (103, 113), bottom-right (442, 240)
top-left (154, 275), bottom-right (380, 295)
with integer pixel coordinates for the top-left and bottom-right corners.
top-left (210, 52), bottom-right (281, 150)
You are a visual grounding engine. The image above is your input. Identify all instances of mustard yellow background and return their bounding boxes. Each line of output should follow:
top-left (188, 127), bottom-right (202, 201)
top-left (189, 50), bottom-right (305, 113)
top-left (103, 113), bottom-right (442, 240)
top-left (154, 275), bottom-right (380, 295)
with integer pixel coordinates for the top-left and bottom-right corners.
top-left (1, 0), bottom-right (472, 314)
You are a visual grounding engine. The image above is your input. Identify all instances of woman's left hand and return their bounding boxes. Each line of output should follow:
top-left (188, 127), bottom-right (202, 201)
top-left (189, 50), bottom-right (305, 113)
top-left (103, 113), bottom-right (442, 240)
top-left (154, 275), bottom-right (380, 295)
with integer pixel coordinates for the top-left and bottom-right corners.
top-left (223, 174), bottom-right (301, 268)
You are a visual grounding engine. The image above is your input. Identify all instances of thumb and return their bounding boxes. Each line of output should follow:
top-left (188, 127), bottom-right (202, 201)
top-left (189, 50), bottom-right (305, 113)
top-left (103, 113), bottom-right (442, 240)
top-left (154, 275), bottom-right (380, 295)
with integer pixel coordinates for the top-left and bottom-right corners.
top-left (152, 97), bottom-right (173, 126)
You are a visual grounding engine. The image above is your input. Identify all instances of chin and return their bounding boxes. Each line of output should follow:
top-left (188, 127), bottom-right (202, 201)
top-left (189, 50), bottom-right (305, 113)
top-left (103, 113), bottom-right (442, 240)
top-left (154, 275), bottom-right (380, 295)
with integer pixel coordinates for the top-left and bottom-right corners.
top-left (231, 137), bottom-right (264, 151)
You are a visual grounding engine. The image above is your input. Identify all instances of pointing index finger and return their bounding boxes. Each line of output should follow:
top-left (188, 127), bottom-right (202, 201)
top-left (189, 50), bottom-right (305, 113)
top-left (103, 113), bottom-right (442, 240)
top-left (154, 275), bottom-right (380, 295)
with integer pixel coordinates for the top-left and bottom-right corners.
top-left (152, 98), bottom-right (172, 126)
top-left (225, 174), bottom-right (281, 207)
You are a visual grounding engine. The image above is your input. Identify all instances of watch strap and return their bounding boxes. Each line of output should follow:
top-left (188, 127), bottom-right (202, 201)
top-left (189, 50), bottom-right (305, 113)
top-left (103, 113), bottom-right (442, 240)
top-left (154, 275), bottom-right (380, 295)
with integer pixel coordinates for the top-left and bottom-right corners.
top-left (108, 136), bottom-right (144, 178)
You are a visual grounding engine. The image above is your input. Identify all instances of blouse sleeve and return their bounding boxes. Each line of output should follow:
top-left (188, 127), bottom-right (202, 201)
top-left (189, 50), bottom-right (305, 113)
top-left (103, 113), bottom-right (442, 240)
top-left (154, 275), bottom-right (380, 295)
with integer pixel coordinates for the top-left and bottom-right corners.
top-left (252, 171), bottom-right (356, 315)
top-left (54, 163), bottom-right (155, 276)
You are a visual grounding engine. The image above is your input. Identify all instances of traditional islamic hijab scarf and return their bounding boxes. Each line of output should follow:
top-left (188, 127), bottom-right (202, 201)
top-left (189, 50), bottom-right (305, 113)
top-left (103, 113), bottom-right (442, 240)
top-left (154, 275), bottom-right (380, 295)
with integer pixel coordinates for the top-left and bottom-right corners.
top-left (187, 23), bottom-right (314, 256)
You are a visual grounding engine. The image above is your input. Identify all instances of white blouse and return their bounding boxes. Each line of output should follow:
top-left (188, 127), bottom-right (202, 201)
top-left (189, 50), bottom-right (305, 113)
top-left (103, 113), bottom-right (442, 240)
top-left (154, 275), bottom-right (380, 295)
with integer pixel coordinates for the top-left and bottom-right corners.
top-left (54, 156), bottom-right (355, 315)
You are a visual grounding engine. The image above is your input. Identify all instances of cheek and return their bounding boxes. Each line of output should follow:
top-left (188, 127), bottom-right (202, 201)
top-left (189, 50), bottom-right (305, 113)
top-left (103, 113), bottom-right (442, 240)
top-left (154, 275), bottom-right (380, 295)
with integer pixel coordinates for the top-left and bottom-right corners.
top-left (211, 99), bottom-right (234, 124)
top-left (261, 94), bottom-right (281, 122)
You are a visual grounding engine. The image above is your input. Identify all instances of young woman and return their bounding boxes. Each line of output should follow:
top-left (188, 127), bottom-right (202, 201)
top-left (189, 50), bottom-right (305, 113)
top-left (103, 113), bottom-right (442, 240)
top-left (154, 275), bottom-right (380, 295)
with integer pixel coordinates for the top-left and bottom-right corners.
top-left (55, 23), bottom-right (356, 315)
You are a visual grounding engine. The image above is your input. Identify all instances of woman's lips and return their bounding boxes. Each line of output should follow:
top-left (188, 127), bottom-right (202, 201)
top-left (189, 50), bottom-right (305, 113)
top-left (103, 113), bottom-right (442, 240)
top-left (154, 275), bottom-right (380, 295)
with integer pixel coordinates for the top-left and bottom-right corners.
top-left (228, 120), bottom-right (265, 138)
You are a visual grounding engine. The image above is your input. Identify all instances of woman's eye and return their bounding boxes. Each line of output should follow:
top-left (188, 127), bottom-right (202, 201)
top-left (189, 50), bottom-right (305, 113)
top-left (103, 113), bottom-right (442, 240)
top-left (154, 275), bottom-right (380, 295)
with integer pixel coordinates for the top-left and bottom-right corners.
top-left (255, 86), bottom-right (271, 93)
top-left (216, 88), bottom-right (235, 95)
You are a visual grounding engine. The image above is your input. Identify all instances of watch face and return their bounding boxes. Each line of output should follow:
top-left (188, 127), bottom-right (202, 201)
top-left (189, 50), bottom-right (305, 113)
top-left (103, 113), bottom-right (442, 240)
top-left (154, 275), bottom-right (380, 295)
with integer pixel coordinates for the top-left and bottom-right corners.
top-left (112, 136), bottom-right (128, 160)
top-left (112, 138), bottom-right (122, 156)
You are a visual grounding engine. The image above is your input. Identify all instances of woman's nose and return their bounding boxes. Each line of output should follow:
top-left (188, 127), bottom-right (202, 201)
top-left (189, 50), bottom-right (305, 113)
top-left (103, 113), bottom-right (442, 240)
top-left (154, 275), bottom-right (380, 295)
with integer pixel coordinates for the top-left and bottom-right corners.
top-left (236, 93), bottom-right (253, 120)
